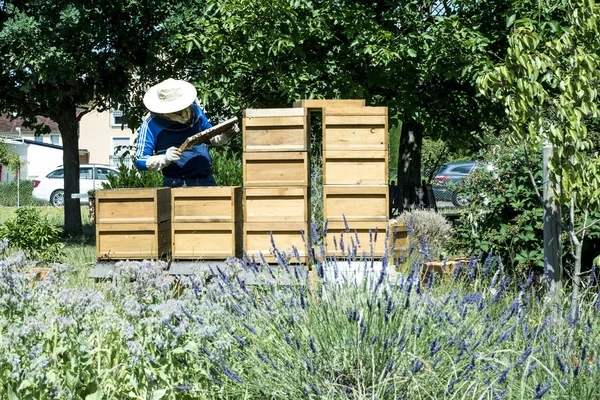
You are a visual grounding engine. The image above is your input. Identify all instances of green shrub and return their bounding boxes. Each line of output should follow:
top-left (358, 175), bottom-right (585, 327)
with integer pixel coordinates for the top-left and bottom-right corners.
top-left (448, 144), bottom-right (544, 275)
top-left (210, 148), bottom-right (242, 186)
top-left (0, 180), bottom-right (36, 207)
top-left (0, 207), bottom-right (64, 262)
top-left (101, 158), bottom-right (163, 189)
top-left (395, 209), bottom-right (453, 259)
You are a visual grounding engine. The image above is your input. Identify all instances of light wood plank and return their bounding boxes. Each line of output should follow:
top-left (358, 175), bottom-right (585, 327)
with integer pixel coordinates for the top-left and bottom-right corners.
top-left (244, 187), bottom-right (309, 222)
top-left (323, 151), bottom-right (388, 185)
top-left (243, 152), bottom-right (309, 187)
top-left (243, 126), bottom-right (308, 152)
top-left (325, 106), bottom-right (387, 116)
top-left (323, 185), bottom-right (389, 221)
top-left (323, 127), bottom-right (387, 151)
top-left (324, 115), bottom-right (387, 126)
top-left (244, 108), bottom-right (305, 118)
top-left (293, 99), bottom-right (366, 108)
top-left (171, 186), bottom-right (241, 223)
top-left (244, 116), bottom-right (306, 127)
top-left (172, 221), bottom-right (241, 259)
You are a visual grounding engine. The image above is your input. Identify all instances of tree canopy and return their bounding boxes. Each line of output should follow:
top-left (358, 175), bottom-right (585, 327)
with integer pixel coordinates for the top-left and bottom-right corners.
top-left (0, 0), bottom-right (188, 235)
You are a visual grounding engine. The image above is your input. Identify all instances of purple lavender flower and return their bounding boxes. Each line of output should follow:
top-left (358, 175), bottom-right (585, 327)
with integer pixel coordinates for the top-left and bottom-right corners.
top-left (343, 214), bottom-right (350, 232)
top-left (256, 349), bottom-right (269, 363)
top-left (411, 359), bottom-right (423, 374)
top-left (310, 382), bottom-right (321, 396)
top-left (310, 337), bottom-right (317, 353)
top-left (243, 323), bottom-right (257, 334)
top-left (382, 359), bottom-right (395, 379)
top-left (554, 353), bottom-right (566, 372)
top-left (430, 338), bottom-right (442, 357)
top-left (222, 366), bottom-right (243, 383)
top-left (533, 380), bottom-right (551, 398)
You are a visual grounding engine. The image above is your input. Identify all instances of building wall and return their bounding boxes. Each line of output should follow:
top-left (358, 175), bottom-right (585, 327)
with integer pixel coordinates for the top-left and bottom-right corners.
top-left (78, 110), bottom-right (136, 166)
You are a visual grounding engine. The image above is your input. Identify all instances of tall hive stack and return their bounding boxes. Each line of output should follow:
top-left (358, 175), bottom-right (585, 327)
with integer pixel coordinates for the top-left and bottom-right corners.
top-left (242, 108), bottom-right (310, 263)
top-left (95, 188), bottom-right (171, 260)
top-left (171, 186), bottom-right (242, 260)
top-left (321, 106), bottom-right (390, 258)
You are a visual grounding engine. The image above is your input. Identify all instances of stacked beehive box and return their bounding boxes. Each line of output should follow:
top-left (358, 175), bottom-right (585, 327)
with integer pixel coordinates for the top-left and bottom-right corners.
top-left (171, 186), bottom-right (242, 259)
top-left (242, 108), bottom-right (310, 263)
top-left (95, 188), bottom-right (171, 260)
top-left (321, 106), bottom-right (390, 258)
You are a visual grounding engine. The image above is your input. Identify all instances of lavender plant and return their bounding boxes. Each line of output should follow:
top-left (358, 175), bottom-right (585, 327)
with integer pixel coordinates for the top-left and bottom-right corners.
top-left (0, 237), bottom-right (599, 399)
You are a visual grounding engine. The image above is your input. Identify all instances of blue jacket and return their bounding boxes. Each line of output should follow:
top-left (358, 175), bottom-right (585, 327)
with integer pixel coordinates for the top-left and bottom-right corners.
top-left (134, 103), bottom-right (213, 178)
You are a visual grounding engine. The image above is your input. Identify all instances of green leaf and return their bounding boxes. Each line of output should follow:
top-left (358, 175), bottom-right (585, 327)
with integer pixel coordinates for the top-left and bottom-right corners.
top-left (407, 48), bottom-right (417, 57)
top-left (506, 14), bottom-right (516, 28)
top-left (152, 389), bottom-right (167, 400)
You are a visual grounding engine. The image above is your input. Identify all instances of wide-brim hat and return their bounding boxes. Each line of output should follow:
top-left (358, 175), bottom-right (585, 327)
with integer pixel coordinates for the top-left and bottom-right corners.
top-left (143, 78), bottom-right (197, 114)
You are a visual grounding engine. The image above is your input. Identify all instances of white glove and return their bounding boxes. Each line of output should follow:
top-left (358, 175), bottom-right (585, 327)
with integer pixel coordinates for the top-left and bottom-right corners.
top-left (210, 124), bottom-right (239, 146)
top-left (166, 146), bottom-right (181, 162)
top-left (145, 146), bottom-right (182, 171)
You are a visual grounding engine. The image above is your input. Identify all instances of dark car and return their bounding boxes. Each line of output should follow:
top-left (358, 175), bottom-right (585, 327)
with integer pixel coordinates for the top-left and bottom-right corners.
top-left (432, 161), bottom-right (478, 207)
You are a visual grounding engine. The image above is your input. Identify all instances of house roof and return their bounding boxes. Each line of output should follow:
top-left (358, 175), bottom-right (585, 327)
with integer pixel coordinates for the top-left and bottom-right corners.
top-left (0, 114), bottom-right (60, 134)
top-left (0, 135), bottom-right (64, 150)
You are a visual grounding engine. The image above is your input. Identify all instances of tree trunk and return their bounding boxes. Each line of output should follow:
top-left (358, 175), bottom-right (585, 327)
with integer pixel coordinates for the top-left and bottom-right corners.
top-left (56, 101), bottom-right (82, 237)
top-left (397, 119), bottom-right (425, 211)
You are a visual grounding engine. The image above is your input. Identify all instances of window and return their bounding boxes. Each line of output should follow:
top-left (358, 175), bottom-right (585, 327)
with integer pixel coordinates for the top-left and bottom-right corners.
top-left (95, 167), bottom-right (115, 180)
top-left (79, 167), bottom-right (93, 180)
top-left (451, 166), bottom-right (474, 174)
top-left (110, 137), bottom-right (132, 167)
top-left (110, 109), bottom-right (128, 128)
top-left (46, 168), bottom-right (64, 179)
top-left (35, 136), bottom-right (43, 143)
top-left (50, 134), bottom-right (60, 145)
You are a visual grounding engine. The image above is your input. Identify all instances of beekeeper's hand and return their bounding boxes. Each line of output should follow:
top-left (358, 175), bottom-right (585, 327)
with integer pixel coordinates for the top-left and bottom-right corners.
top-left (166, 146), bottom-right (181, 162)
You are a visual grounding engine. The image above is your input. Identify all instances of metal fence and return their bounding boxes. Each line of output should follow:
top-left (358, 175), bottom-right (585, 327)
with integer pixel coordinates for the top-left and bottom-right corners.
top-left (0, 173), bottom-right (38, 207)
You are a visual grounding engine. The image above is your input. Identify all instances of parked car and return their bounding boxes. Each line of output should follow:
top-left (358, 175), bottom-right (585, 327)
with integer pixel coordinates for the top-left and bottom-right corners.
top-left (432, 161), bottom-right (479, 207)
top-left (33, 164), bottom-right (119, 207)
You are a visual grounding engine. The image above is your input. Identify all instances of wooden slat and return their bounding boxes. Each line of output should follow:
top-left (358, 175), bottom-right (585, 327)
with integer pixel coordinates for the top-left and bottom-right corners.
top-left (244, 186), bottom-right (309, 222)
top-left (244, 108), bottom-right (305, 118)
top-left (171, 186), bottom-right (241, 223)
top-left (95, 188), bottom-right (170, 224)
top-left (243, 126), bottom-right (308, 152)
top-left (325, 221), bottom-right (389, 257)
top-left (243, 152), bottom-right (309, 187)
top-left (96, 221), bottom-right (171, 260)
top-left (244, 116), bottom-right (306, 127)
top-left (244, 222), bottom-right (309, 264)
top-left (323, 151), bottom-right (388, 185)
top-left (172, 221), bottom-right (241, 259)
top-left (323, 127), bottom-right (387, 151)
top-left (324, 115), bottom-right (387, 126)
top-left (293, 99), bottom-right (366, 108)
top-left (324, 185), bottom-right (389, 221)
top-left (324, 106), bottom-right (387, 116)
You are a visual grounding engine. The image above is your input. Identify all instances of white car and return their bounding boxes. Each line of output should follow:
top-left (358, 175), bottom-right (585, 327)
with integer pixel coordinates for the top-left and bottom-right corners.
top-left (33, 164), bottom-right (119, 206)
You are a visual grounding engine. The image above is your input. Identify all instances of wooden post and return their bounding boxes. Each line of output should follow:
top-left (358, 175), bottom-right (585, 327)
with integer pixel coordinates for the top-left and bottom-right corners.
top-left (543, 143), bottom-right (562, 303)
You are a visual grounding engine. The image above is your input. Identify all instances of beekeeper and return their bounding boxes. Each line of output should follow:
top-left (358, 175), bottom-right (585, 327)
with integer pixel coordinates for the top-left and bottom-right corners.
top-left (134, 78), bottom-right (237, 187)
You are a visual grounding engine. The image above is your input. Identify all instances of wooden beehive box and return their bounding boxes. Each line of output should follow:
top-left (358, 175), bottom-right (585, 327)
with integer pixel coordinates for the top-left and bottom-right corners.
top-left (323, 150), bottom-right (388, 185)
top-left (293, 99), bottom-right (366, 109)
top-left (96, 222), bottom-right (171, 260)
top-left (244, 187), bottom-right (309, 223)
top-left (171, 186), bottom-right (241, 223)
top-left (323, 107), bottom-right (388, 151)
top-left (172, 221), bottom-right (242, 259)
top-left (243, 108), bottom-right (308, 152)
top-left (95, 188), bottom-right (171, 224)
top-left (324, 221), bottom-right (389, 258)
top-left (243, 152), bottom-right (310, 187)
top-left (95, 188), bottom-right (171, 260)
top-left (244, 222), bottom-right (309, 264)
top-left (323, 185), bottom-right (389, 222)
top-left (170, 186), bottom-right (242, 260)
